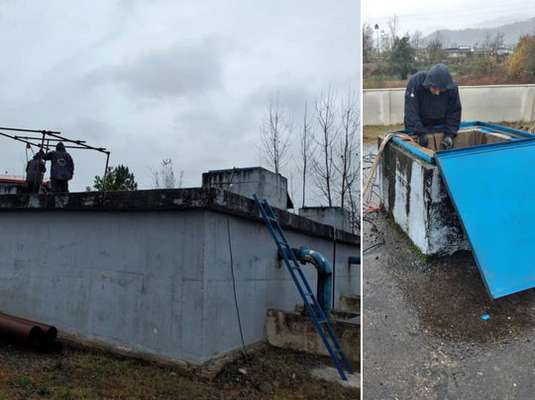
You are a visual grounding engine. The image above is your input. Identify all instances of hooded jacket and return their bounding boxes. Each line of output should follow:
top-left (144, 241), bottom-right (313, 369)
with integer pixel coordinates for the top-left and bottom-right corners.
top-left (26, 153), bottom-right (46, 183)
top-left (45, 143), bottom-right (74, 181)
top-left (404, 64), bottom-right (462, 137)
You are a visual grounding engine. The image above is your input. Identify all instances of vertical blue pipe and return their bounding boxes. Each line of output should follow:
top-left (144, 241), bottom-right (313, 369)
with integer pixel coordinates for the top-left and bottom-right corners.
top-left (289, 247), bottom-right (333, 315)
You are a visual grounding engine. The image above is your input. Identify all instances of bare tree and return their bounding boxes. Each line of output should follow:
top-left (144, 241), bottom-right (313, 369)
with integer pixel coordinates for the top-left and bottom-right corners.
top-left (311, 89), bottom-right (338, 207)
top-left (299, 101), bottom-right (314, 208)
top-left (260, 96), bottom-right (291, 175)
top-left (152, 158), bottom-right (183, 189)
top-left (386, 14), bottom-right (399, 50)
top-left (410, 30), bottom-right (423, 51)
top-left (363, 24), bottom-right (375, 63)
top-left (427, 33), bottom-right (444, 64)
top-left (335, 90), bottom-right (360, 210)
top-left (486, 32), bottom-right (505, 62)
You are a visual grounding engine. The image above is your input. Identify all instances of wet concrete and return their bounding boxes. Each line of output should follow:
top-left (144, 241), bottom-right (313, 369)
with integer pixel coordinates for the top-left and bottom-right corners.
top-left (363, 212), bottom-right (535, 399)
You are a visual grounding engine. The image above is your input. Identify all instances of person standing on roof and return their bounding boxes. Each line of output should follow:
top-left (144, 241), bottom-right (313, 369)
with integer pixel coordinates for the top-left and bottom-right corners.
top-left (44, 142), bottom-right (74, 193)
top-left (25, 150), bottom-right (46, 194)
top-left (404, 64), bottom-right (462, 149)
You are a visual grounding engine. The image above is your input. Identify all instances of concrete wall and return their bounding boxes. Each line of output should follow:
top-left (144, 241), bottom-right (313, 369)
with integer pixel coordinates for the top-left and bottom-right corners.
top-left (202, 167), bottom-right (291, 209)
top-left (379, 142), bottom-right (469, 255)
top-left (202, 211), bottom-right (358, 361)
top-left (364, 84), bottom-right (535, 126)
top-left (0, 191), bottom-right (359, 365)
top-left (266, 309), bottom-right (359, 363)
top-left (299, 207), bottom-right (352, 232)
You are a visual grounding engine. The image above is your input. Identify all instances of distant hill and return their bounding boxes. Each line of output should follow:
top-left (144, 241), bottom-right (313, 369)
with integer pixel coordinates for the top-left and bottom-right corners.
top-left (423, 16), bottom-right (535, 47)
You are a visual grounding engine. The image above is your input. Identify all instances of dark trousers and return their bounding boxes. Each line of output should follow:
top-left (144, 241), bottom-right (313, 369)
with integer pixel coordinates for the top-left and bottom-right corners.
top-left (26, 180), bottom-right (41, 194)
top-left (51, 179), bottom-right (69, 193)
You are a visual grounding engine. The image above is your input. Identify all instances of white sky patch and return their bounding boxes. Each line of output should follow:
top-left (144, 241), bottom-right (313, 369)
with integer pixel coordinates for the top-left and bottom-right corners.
top-left (364, 0), bottom-right (535, 35)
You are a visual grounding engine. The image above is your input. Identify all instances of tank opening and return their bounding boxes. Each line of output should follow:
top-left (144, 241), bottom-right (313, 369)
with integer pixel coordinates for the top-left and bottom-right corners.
top-left (424, 129), bottom-right (515, 151)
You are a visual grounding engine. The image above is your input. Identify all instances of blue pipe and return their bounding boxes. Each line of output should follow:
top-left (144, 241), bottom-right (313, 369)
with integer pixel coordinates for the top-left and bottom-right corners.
top-left (281, 246), bottom-right (333, 315)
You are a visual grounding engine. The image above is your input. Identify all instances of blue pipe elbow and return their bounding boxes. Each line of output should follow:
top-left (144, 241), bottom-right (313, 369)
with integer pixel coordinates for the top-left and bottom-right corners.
top-left (292, 247), bottom-right (333, 315)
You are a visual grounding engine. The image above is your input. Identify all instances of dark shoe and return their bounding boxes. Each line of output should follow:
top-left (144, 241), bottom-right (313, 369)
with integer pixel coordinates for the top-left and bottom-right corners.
top-left (441, 135), bottom-right (453, 150)
top-left (417, 134), bottom-right (429, 147)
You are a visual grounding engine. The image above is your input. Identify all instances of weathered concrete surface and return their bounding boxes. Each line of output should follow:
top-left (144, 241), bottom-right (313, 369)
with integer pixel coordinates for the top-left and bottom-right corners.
top-left (202, 167), bottom-right (292, 210)
top-left (364, 211), bottom-right (535, 399)
top-left (0, 189), bottom-right (359, 365)
top-left (364, 84), bottom-right (535, 125)
top-left (299, 207), bottom-right (353, 232)
top-left (339, 295), bottom-right (360, 314)
top-left (0, 188), bottom-right (357, 245)
top-left (266, 309), bottom-right (359, 363)
top-left (379, 141), bottom-right (469, 255)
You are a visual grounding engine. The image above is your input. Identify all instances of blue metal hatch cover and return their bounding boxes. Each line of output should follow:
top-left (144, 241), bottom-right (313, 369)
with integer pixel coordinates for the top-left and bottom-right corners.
top-left (435, 138), bottom-right (535, 299)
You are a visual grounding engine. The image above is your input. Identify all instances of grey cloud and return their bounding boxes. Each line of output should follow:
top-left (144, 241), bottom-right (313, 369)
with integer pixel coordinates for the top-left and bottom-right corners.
top-left (0, 0), bottom-right (359, 195)
top-left (88, 39), bottom-right (223, 99)
top-left (63, 118), bottom-right (112, 142)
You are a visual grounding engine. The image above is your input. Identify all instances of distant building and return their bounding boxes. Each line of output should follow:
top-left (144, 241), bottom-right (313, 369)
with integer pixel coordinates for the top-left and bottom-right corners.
top-left (0, 176), bottom-right (26, 194)
top-left (496, 46), bottom-right (514, 57)
top-left (444, 46), bottom-right (473, 59)
top-left (472, 45), bottom-right (514, 58)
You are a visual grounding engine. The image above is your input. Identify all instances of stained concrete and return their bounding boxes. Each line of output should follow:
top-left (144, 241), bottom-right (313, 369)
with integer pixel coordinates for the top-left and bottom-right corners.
top-left (379, 140), bottom-right (469, 255)
top-left (339, 295), bottom-right (360, 314)
top-left (265, 309), bottom-right (359, 363)
top-left (0, 188), bottom-right (359, 365)
top-left (202, 167), bottom-right (292, 210)
top-left (299, 207), bottom-right (353, 232)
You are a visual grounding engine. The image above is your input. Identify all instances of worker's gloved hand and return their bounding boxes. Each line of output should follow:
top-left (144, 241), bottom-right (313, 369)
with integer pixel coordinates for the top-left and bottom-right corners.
top-left (417, 134), bottom-right (429, 148)
top-left (441, 135), bottom-right (454, 150)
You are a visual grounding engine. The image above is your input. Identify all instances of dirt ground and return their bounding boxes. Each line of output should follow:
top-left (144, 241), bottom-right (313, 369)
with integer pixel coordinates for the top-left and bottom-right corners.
top-left (0, 341), bottom-right (357, 400)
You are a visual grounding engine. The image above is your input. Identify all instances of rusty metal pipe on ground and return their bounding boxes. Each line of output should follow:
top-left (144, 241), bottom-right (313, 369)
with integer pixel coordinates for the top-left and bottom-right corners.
top-left (0, 312), bottom-right (58, 349)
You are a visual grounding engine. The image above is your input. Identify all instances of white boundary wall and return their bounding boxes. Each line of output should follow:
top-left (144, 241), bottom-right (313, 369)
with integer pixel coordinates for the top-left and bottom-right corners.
top-left (364, 84), bottom-right (535, 125)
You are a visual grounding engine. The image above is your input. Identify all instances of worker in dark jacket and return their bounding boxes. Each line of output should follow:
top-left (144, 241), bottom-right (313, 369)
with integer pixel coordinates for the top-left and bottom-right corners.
top-left (25, 150), bottom-right (46, 193)
top-left (404, 64), bottom-right (462, 149)
top-left (44, 142), bottom-right (74, 193)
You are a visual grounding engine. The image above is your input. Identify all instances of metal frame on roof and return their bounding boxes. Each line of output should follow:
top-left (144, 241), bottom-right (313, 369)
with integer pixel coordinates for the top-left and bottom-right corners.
top-left (0, 126), bottom-right (111, 179)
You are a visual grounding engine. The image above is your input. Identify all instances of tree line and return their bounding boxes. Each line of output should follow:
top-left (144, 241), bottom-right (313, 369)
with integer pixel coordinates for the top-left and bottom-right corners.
top-left (363, 15), bottom-right (535, 85)
top-left (85, 88), bottom-right (361, 234)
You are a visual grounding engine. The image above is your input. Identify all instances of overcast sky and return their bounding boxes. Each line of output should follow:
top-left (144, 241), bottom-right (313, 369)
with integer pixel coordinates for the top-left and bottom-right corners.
top-left (364, 0), bottom-right (535, 35)
top-left (0, 0), bottom-right (360, 192)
